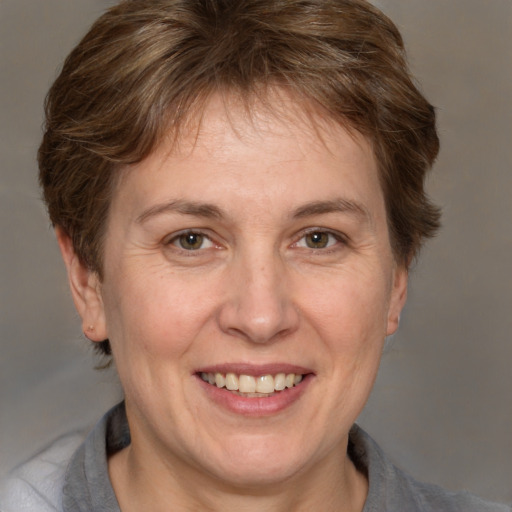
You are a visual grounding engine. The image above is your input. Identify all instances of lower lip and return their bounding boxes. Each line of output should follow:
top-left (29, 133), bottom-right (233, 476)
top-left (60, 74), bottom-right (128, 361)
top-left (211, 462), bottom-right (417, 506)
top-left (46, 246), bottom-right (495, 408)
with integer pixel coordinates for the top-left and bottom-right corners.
top-left (196, 374), bottom-right (313, 416)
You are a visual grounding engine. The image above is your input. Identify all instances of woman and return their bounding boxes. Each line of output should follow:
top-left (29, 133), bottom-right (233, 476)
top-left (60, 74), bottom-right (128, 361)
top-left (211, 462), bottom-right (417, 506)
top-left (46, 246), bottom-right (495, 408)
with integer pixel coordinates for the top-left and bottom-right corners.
top-left (0, 0), bottom-right (509, 511)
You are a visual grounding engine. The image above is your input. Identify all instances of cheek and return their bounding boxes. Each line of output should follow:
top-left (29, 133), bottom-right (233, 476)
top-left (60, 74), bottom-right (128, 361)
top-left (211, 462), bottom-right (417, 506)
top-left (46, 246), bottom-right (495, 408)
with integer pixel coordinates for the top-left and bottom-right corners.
top-left (302, 266), bottom-right (391, 350)
top-left (103, 269), bottom-right (219, 361)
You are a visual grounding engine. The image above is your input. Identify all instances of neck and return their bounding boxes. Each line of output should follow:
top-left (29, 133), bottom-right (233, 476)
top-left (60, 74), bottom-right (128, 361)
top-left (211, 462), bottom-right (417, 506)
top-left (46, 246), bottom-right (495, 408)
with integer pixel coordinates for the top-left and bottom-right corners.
top-left (109, 435), bottom-right (368, 512)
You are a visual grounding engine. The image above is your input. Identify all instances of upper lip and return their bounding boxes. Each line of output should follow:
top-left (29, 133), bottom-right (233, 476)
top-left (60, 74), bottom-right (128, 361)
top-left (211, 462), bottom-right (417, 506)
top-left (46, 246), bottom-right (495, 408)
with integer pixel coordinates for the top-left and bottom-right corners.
top-left (195, 363), bottom-right (314, 376)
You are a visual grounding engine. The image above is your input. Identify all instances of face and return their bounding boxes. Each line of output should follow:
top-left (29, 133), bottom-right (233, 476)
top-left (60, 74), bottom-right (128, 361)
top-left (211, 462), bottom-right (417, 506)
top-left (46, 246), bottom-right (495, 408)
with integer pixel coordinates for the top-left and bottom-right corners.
top-left (65, 94), bottom-right (407, 490)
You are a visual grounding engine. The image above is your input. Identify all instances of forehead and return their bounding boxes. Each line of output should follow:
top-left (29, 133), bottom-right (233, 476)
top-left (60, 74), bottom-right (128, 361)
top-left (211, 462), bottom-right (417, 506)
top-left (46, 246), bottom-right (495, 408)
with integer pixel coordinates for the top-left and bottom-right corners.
top-left (112, 90), bottom-right (383, 226)
top-left (174, 90), bottom-right (373, 160)
top-left (124, 90), bottom-right (379, 195)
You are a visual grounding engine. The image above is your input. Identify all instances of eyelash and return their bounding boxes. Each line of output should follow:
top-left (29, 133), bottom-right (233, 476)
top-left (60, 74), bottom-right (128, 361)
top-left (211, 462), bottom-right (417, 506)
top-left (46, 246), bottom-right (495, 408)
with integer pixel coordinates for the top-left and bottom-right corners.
top-left (165, 229), bottom-right (216, 253)
top-left (164, 228), bottom-right (347, 255)
top-left (292, 228), bottom-right (348, 253)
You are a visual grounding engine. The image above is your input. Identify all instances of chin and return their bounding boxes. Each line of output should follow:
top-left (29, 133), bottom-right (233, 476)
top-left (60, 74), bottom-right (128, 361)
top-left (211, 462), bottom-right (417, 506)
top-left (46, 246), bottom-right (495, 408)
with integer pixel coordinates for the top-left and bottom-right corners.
top-left (211, 460), bottom-right (302, 490)
top-left (201, 434), bottom-right (318, 489)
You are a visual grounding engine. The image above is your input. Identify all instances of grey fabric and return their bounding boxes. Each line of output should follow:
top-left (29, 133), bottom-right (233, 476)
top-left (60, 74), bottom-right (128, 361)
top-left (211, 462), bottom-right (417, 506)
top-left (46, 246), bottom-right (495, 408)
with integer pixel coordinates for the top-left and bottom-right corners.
top-left (0, 432), bottom-right (83, 512)
top-left (348, 426), bottom-right (510, 512)
top-left (62, 402), bottom-right (128, 512)
top-left (1, 402), bottom-right (510, 511)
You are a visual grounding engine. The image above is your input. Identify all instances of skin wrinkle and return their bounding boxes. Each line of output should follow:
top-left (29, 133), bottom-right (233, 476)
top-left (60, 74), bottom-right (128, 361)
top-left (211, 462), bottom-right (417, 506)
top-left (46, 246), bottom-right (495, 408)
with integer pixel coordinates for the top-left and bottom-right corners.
top-left (31, 2), bottom-right (447, 507)
top-left (135, 197), bottom-right (373, 229)
top-left (41, 0), bottom-right (440, 299)
top-left (69, 95), bottom-right (407, 511)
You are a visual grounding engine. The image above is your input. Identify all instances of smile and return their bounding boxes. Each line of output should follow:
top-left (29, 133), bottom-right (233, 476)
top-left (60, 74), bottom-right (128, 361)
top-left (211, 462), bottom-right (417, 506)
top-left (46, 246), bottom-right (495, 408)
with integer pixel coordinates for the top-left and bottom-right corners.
top-left (200, 372), bottom-right (304, 396)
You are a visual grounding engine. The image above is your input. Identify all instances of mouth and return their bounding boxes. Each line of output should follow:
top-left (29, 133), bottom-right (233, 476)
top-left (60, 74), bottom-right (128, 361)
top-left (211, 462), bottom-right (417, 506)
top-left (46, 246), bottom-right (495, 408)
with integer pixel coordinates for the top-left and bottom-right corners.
top-left (195, 365), bottom-right (314, 415)
top-left (199, 371), bottom-right (304, 397)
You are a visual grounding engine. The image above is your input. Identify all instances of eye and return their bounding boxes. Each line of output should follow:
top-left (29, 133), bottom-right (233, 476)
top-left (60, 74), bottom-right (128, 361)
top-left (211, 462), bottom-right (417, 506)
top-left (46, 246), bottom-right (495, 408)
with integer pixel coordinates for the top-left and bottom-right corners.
top-left (170, 231), bottom-right (214, 251)
top-left (296, 230), bottom-right (341, 250)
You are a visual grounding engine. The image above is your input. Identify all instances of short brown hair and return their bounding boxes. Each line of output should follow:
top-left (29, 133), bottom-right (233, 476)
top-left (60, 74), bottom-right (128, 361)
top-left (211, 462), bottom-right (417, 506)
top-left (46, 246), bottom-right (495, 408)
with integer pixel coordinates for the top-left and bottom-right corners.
top-left (39, 0), bottom-right (440, 355)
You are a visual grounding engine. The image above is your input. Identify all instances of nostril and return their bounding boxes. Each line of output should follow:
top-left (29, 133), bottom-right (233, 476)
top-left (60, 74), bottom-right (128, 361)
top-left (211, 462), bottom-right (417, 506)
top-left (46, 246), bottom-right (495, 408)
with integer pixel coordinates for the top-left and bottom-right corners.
top-left (218, 301), bottom-right (299, 345)
top-left (216, 260), bottom-right (300, 343)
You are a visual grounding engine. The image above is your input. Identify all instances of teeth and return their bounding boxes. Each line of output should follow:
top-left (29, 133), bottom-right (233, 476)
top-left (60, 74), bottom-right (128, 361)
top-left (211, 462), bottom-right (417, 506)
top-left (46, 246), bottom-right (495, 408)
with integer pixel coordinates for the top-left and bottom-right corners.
top-left (200, 371), bottom-right (305, 394)
top-left (225, 372), bottom-right (239, 391)
top-left (239, 375), bottom-right (256, 393)
top-left (274, 373), bottom-right (286, 391)
top-left (215, 373), bottom-right (225, 388)
top-left (256, 375), bottom-right (274, 394)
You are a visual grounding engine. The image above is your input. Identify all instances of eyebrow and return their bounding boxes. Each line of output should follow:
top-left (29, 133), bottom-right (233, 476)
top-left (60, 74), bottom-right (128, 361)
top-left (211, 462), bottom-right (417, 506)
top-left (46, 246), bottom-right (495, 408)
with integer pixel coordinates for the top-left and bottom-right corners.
top-left (136, 200), bottom-right (224, 224)
top-left (292, 198), bottom-right (372, 224)
top-left (136, 197), bottom-right (372, 225)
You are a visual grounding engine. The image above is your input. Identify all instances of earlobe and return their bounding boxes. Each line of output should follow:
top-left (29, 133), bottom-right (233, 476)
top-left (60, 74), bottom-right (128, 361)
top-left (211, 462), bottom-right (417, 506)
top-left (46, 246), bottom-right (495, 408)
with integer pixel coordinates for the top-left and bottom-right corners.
top-left (56, 227), bottom-right (108, 342)
top-left (386, 266), bottom-right (408, 336)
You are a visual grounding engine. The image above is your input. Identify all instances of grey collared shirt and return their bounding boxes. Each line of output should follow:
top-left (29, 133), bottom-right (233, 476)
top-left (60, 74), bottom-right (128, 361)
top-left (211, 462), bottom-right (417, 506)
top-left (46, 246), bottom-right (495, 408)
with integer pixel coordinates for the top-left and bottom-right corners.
top-left (1, 402), bottom-right (510, 512)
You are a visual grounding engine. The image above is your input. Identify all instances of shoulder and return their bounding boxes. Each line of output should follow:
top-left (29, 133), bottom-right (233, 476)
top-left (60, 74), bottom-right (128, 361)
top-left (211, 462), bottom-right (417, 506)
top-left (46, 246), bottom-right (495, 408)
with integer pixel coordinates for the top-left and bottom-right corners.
top-left (350, 425), bottom-right (511, 512)
top-left (390, 462), bottom-right (511, 512)
top-left (0, 432), bottom-right (85, 512)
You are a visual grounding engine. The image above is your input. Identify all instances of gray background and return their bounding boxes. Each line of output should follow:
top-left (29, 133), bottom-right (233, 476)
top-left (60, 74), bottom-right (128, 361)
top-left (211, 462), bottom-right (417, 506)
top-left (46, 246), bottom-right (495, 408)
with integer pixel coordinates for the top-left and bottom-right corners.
top-left (1, 0), bottom-right (511, 504)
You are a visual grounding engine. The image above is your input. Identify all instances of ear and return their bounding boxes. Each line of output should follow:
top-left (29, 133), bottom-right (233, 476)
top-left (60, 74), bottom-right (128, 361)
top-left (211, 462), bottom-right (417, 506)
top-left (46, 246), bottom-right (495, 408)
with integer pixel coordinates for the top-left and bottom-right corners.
top-left (386, 265), bottom-right (408, 336)
top-left (56, 227), bottom-right (108, 342)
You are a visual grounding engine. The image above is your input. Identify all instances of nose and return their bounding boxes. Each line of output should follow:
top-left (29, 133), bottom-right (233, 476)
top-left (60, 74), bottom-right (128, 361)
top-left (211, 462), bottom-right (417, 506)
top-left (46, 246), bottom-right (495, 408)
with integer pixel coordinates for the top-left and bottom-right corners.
top-left (217, 250), bottom-right (299, 344)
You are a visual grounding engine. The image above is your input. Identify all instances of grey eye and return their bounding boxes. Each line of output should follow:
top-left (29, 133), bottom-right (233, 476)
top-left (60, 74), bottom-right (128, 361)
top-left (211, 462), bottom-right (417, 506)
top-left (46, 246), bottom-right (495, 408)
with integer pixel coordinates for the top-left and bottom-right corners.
top-left (177, 233), bottom-right (206, 250)
top-left (304, 231), bottom-right (332, 249)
